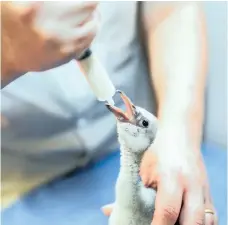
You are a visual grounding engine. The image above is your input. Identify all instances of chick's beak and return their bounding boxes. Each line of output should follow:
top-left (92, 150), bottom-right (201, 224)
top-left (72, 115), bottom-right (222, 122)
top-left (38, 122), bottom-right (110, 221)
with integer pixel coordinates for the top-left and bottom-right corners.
top-left (105, 90), bottom-right (135, 122)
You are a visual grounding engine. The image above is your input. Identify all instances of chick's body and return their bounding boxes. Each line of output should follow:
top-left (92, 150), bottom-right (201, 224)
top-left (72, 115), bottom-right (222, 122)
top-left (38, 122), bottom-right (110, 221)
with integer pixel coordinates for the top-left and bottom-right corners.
top-left (108, 105), bottom-right (158, 225)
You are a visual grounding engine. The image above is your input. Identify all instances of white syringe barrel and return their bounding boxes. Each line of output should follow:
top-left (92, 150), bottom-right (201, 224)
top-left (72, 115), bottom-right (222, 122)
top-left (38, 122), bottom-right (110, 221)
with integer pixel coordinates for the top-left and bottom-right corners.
top-left (77, 49), bottom-right (116, 103)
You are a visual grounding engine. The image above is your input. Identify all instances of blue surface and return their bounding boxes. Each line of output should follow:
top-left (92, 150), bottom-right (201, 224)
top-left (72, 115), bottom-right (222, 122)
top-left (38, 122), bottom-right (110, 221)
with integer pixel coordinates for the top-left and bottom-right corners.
top-left (2, 144), bottom-right (227, 225)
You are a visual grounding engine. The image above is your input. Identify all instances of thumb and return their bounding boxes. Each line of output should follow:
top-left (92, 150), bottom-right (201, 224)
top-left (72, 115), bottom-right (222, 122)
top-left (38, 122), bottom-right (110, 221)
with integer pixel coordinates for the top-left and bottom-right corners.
top-left (101, 203), bottom-right (114, 217)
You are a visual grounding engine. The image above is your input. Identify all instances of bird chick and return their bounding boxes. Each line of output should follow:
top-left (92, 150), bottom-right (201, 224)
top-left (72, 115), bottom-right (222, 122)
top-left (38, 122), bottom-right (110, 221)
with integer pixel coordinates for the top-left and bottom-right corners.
top-left (106, 91), bottom-right (158, 225)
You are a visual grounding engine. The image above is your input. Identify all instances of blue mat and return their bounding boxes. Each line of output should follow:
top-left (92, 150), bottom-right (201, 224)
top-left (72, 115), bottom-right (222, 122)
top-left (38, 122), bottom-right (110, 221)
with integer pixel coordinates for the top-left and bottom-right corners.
top-left (2, 144), bottom-right (227, 225)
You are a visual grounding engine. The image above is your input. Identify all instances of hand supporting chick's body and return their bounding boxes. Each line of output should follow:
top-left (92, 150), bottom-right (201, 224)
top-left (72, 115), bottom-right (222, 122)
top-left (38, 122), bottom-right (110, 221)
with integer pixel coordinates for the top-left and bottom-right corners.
top-left (104, 91), bottom-right (216, 225)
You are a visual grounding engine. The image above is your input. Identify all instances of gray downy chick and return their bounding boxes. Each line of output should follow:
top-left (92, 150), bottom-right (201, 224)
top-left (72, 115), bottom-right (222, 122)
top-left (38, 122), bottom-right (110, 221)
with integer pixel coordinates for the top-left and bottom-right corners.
top-left (106, 91), bottom-right (158, 225)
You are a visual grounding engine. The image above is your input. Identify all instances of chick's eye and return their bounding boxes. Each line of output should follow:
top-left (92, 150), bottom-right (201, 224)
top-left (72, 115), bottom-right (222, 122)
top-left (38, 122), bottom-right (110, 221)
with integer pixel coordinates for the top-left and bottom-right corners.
top-left (142, 120), bottom-right (149, 128)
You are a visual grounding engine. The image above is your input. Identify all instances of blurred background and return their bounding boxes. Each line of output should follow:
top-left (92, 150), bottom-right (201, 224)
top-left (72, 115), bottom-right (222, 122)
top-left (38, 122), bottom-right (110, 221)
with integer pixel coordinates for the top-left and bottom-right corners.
top-left (203, 1), bottom-right (227, 149)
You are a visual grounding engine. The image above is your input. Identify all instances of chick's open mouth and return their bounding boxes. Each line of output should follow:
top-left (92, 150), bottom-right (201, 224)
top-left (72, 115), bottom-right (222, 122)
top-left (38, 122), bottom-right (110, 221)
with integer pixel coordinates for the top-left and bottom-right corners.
top-left (105, 90), bottom-right (135, 122)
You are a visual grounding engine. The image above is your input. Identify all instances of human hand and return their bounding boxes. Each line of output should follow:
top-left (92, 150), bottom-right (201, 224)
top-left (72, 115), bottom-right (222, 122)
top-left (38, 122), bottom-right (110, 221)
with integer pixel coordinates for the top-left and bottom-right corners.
top-left (101, 147), bottom-right (217, 224)
top-left (2, 1), bottom-right (98, 76)
top-left (140, 124), bottom-right (218, 225)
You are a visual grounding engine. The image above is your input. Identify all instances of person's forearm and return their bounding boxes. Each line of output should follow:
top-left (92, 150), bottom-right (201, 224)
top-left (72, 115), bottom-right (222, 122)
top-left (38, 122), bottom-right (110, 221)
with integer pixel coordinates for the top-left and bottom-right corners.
top-left (146, 3), bottom-right (207, 150)
top-left (1, 2), bottom-right (43, 87)
top-left (1, 2), bottom-right (23, 84)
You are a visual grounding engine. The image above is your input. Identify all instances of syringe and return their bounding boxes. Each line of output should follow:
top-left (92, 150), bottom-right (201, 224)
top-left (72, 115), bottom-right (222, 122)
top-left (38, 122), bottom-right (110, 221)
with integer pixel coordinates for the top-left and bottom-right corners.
top-left (77, 49), bottom-right (116, 106)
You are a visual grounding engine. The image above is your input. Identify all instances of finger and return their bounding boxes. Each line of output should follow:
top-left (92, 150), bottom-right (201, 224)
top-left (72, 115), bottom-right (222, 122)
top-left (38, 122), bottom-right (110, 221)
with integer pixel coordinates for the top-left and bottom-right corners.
top-left (60, 2), bottom-right (98, 24)
top-left (101, 203), bottom-right (114, 217)
top-left (78, 13), bottom-right (93, 27)
top-left (152, 178), bottom-right (183, 225)
top-left (205, 212), bottom-right (215, 225)
top-left (67, 14), bottom-right (98, 42)
top-left (60, 17), bottom-right (97, 55)
top-left (140, 168), bottom-right (157, 188)
top-left (140, 150), bottom-right (157, 187)
top-left (179, 189), bottom-right (204, 225)
top-left (204, 188), bottom-right (218, 225)
top-left (61, 29), bottom-right (95, 57)
top-left (59, 2), bottom-right (98, 16)
top-left (76, 30), bottom-right (96, 52)
top-left (76, 13), bottom-right (98, 38)
top-left (72, 1), bottom-right (98, 13)
top-left (19, 2), bottom-right (42, 23)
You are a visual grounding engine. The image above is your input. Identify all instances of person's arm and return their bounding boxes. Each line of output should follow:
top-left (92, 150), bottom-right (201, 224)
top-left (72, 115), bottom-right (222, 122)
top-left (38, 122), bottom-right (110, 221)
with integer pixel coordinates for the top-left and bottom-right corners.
top-left (101, 4), bottom-right (216, 223)
top-left (1, 2), bottom-right (98, 87)
top-left (143, 2), bottom-right (207, 151)
top-left (140, 2), bottom-right (217, 225)
top-left (1, 2), bottom-right (33, 84)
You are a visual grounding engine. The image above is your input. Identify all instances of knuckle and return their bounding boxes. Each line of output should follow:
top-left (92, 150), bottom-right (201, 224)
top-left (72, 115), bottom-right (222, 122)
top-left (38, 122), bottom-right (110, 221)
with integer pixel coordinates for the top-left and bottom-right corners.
top-left (194, 208), bottom-right (205, 225)
top-left (163, 205), bottom-right (179, 221)
top-left (195, 218), bottom-right (204, 225)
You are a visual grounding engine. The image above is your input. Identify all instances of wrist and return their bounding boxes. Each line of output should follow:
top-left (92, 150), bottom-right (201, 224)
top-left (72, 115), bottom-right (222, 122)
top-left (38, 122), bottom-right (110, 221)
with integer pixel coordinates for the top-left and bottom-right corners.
top-left (158, 104), bottom-right (188, 130)
top-left (157, 105), bottom-right (203, 152)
